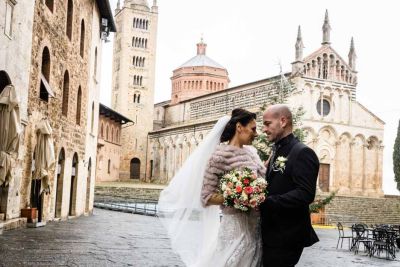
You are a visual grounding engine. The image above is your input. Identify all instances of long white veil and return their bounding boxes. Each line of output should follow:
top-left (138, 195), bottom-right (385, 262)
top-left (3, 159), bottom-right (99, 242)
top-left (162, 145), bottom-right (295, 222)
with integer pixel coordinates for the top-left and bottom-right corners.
top-left (157, 116), bottom-right (230, 267)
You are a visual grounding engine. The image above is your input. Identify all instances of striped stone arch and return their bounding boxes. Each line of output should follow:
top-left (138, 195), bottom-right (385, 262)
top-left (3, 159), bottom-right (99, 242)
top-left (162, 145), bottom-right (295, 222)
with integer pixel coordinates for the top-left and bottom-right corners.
top-left (366, 135), bottom-right (380, 150)
top-left (304, 83), bottom-right (312, 91)
top-left (301, 126), bottom-right (317, 146)
top-left (318, 125), bottom-right (338, 145)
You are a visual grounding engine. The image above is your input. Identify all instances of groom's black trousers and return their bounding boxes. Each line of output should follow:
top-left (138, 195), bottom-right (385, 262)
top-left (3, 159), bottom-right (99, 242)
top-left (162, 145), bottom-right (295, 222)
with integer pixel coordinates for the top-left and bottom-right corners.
top-left (262, 246), bottom-right (304, 267)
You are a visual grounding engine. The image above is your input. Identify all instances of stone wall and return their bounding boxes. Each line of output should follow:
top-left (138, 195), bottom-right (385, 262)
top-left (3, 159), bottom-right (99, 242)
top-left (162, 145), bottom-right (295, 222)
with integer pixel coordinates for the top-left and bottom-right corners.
top-left (319, 194), bottom-right (400, 225)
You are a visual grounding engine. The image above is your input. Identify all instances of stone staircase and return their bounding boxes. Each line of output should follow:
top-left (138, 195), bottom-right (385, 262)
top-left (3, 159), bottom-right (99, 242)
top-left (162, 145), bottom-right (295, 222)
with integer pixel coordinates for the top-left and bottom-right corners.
top-left (95, 186), bottom-right (163, 201)
top-left (319, 194), bottom-right (400, 225)
top-left (94, 185), bottom-right (400, 226)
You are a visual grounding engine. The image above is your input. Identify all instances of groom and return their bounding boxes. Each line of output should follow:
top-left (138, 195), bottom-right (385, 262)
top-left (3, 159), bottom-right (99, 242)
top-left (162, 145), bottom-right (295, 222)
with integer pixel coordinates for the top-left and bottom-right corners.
top-left (260, 104), bottom-right (319, 267)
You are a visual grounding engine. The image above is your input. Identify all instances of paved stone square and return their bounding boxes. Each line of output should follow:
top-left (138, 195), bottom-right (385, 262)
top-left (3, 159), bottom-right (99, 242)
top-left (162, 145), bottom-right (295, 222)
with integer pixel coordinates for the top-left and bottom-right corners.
top-left (0, 209), bottom-right (399, 266)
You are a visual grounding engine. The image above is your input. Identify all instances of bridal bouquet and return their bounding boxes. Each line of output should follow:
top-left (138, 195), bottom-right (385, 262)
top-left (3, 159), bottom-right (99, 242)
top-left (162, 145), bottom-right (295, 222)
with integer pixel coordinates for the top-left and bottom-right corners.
top-left (219, 167), bottom-right (268, 211)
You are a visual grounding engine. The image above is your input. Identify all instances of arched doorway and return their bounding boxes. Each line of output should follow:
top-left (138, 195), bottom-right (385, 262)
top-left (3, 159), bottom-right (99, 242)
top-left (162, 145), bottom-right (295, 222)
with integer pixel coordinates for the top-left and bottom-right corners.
top-left (69, 153), bottom-right (78, 216)
top-left (85, 158), bottom-right (91, 213)
top-left (0, 70), bottom-right (11, 94)
top-left (130, 158), bottom-right (140, 179)
top-left (54, 148), bottom-right (65, 218)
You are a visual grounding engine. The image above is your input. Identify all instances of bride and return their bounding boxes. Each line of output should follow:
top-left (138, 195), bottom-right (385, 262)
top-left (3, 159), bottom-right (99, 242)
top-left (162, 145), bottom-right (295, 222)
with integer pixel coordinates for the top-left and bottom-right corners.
top-left (158, 108), bottom-right (266, 267)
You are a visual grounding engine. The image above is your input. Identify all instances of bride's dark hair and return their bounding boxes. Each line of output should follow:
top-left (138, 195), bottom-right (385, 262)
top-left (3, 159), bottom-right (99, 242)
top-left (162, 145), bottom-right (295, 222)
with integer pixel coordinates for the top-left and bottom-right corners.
top-left (220, 108), bottom-right (256, 142)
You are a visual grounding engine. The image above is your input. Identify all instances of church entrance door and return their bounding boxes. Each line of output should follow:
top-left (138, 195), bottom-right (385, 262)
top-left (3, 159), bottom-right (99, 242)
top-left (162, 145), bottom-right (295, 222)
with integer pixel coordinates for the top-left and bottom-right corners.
top-left (319, 163), bottom-right (330, 192)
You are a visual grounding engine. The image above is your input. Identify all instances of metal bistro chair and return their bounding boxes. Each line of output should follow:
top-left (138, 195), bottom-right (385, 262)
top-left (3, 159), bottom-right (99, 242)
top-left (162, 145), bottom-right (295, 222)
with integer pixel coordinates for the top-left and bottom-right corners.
top-left (336, 222), bottom-right (352, 250)
top-left (351, 224), bottom-right (373, 255)
top-left (370, 228), bottom-right (396, 260)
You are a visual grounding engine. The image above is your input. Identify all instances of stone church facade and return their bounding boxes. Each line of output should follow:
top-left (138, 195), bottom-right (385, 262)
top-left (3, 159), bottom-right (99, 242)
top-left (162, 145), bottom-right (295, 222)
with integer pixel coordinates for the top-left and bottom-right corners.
top-left (145, 11), bottom-right (384, 197)
top-left (0, 0), bottom-right (115, 225)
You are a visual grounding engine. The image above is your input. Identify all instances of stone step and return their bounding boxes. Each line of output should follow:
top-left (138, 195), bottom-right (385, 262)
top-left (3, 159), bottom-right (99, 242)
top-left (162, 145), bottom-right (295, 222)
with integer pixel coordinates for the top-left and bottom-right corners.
top-left (2, 217), bottom-right (27, 231)
top-left (319, 194), bottom-right (400, 225)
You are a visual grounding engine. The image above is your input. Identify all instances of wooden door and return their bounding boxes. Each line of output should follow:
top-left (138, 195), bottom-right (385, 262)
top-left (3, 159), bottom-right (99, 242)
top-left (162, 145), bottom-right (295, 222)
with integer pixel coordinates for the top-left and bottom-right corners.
top-left (319, 163), bottom-right (330, 192)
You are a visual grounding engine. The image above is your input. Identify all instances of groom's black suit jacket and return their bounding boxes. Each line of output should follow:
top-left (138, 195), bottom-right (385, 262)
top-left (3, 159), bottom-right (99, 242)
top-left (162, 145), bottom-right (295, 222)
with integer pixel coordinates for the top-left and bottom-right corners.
top-left (260, 133), bottom-right (319, 249)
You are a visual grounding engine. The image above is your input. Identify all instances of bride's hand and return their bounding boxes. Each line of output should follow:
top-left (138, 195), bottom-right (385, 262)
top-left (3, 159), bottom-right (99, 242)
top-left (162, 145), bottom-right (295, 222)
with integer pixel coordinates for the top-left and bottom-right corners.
top-left (207, 193), bottom-right (224, 205)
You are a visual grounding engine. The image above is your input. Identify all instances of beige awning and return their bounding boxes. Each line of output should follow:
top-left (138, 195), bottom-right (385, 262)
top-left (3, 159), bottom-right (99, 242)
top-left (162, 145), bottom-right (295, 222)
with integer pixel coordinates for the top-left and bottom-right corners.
top-left (32, 119), bottom-right (55, 194)
top-left (0, 85), bottom-right (22, 186)
top-left (40, 73), bottom-right (55, 97)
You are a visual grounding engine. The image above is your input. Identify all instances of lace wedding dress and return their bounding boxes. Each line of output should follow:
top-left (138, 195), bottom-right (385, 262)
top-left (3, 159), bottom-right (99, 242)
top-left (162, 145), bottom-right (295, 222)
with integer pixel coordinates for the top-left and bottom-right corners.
top-left (211, 209), bottom-right (262, 267)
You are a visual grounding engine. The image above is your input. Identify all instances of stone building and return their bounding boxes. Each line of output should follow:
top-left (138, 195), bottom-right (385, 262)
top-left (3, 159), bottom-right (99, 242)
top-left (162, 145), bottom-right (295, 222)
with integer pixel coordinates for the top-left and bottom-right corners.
top-left (111, 0), bottom-right (158, 180)
top-left (145, 11), bottom-right (384, 197)
top-left (0, 0), bottom-right (35, 222)
top-left (0, 0), bottom-right (116, 226)
top-left (96, 104), bottom-right (132, 182)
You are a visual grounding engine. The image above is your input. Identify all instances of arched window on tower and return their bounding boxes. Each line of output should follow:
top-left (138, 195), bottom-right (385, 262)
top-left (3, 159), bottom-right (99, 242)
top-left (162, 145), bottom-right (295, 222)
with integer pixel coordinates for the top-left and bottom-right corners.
top-left (145, 39), bottom-right (148, 49)
top-left (76, 86), bottom-right (82, 125)
top-left (94, 47), bottom-right (98, 77)
top-left (80, 20), bottom-right (85, 58)
top-left (133, 94), bottom-right (136, 103)
top-left (91, 102), bottom-right (94, 133)
top-left (137, 94), bottom-right (141, 103)
top-left (62, 70), bottom-right (69, 116)
top-left (140, 76), bottom-right (143, 86)
top-left (66, 0), bottom-right (73, 40)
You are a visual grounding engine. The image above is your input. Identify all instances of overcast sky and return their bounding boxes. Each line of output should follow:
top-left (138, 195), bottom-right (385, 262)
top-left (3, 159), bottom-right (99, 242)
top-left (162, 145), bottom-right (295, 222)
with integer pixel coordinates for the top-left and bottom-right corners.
top-left (100, 0), bottom-right (400, 195)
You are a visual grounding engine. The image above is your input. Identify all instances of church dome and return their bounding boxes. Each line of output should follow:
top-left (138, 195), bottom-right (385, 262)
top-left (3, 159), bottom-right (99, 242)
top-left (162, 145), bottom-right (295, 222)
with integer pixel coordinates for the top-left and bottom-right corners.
top-left (170, 40), bottom-right (230, 105)
top-left (180, 55), bottom-right (225, 69)
top-left (178, 40), bottom-right (226, 70)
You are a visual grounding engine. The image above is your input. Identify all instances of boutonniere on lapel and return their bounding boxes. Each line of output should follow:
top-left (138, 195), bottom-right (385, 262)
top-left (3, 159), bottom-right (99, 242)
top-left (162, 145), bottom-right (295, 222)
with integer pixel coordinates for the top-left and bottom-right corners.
top-left (273, 156), bottom-right (288, 173)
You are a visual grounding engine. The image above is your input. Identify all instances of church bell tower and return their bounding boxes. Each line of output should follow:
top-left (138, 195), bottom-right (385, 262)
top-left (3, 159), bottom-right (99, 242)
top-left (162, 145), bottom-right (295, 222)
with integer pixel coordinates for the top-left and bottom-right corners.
top-left (111, 0), bottom-right (158, 180)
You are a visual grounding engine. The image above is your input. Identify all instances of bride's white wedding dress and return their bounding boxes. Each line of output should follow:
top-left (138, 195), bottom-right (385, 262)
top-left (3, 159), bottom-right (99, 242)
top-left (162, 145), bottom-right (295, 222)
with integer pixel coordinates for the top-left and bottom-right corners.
top-left (158, 116), bottom-right (265, 267)
top-left (212, 210), bottom-right (262, 267)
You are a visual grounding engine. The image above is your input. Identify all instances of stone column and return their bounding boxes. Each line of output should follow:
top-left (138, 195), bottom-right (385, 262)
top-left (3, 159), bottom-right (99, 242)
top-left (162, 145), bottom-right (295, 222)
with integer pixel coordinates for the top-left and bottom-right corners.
top-left (338, 90), bottom-right (343, 123)
top-left (333, 140), bottom-right (340, 191)
top-left (320, 91), bottom-right (324, 120)
top-left (349, 139), bottom-right (354, 193)
top-left (361, 143), bottom-right (367, 194)
top-left (348, 94), bottom-right (352, 125)
top-left (376, 143), bottom-right (384, 195)
top-left (309, 88), bottom-right (314, 120)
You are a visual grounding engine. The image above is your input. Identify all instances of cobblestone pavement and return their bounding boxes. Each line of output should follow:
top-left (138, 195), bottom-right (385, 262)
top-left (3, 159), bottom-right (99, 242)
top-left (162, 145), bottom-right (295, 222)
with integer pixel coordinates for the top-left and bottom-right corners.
top-left (0, 209), bottom-right (399, 267)
top-left (0, 209), bottom-right (184, 267)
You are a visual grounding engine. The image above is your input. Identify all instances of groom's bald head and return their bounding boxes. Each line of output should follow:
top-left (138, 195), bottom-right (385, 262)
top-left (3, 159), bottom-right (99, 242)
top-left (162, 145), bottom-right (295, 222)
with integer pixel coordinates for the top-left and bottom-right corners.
top-left (262, 104), bottom-right (293, 142)
top-left (267, 104), bottom-right (293, 127)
